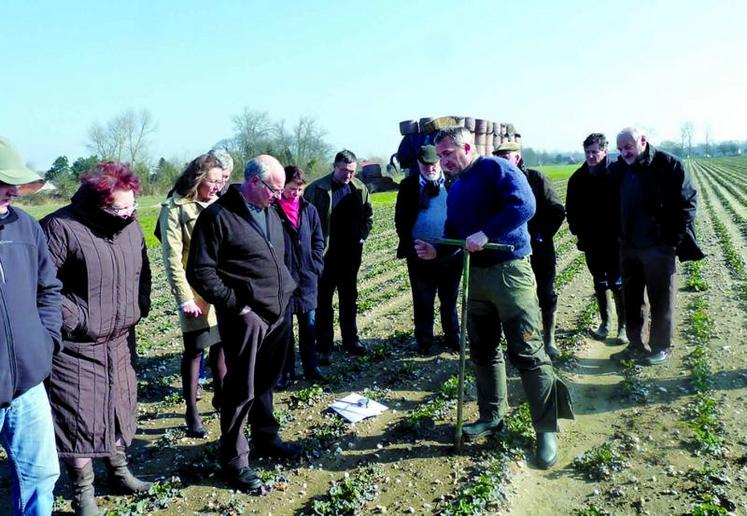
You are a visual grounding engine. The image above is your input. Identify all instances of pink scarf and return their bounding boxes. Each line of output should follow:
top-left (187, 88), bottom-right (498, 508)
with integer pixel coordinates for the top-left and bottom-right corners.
top-left (279, 196), bottom-right (300, 229)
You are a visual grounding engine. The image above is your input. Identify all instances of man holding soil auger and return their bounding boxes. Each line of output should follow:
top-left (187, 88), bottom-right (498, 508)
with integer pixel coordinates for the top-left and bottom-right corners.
top-left (415, 126), bottom-right (574, 469)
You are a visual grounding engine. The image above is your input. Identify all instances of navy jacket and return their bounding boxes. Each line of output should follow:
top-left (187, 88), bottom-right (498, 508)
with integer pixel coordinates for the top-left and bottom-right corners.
top-left (443, 157), bottom-right (535, 267)
top-left (276, 198), bottom-right (325, 314)
top-left (0, 207), bottom-right (62, 407)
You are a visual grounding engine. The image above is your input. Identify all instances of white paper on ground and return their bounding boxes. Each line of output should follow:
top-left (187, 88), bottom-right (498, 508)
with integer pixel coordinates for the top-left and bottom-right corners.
top-left (330, 393), bottom-right (388, 423)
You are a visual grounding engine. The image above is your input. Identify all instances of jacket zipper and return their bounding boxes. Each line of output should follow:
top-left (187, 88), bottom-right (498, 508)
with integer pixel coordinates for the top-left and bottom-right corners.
top-left (0, 256), bottom-right (18, 399)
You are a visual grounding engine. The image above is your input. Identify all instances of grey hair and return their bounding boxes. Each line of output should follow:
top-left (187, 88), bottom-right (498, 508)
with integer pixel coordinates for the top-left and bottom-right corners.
top-left (434, 126), bottom-right (474, 147)
top-left (209, 148), bottom-right (234, 173)
top-left (617, 127), bottom-right (646, 141)
top-left (244, 158), bottom-right (270, 180)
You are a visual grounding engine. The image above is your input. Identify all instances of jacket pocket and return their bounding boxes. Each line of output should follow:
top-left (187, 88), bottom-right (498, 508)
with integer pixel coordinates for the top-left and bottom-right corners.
top-left (61, 295), bottom-right (88, 338)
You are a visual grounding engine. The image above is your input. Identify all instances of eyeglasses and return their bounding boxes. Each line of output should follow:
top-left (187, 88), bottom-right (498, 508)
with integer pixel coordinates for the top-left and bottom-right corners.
top-left (260, 178), bottom-right (283, 196)
top-left (103, 202), bottom-right (138, 215)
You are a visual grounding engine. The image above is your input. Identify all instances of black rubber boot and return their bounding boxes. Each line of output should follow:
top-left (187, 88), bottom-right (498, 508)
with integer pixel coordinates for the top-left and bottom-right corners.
top-left (106, 446), bottom-right (152, 494)
top-left (591, 287), bottom-right (610, 339)
top-left (66, 462), bottom-right (99, 516)
top-left (612, 289), bottom-right (628, 344)
top-left (541, 307), bottom-right (560, 359)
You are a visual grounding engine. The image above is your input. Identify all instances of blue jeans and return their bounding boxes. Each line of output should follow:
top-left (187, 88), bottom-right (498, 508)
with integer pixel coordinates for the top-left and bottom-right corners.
top-left (0, 383), bottom-right (60, 516)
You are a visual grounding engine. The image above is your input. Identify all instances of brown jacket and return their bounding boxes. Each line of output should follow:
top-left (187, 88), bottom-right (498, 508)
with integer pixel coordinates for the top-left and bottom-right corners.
top-left (41, 198), bottom-right (151, 457)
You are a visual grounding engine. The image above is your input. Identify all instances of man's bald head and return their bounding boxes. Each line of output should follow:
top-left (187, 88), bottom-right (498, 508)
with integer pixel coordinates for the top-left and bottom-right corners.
top-left (242, 154), bottom-right (286, 208)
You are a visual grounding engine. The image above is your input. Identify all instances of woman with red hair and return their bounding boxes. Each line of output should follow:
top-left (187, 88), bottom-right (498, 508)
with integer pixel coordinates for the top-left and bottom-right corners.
top-left (41, 162), bottom-right (152, 516)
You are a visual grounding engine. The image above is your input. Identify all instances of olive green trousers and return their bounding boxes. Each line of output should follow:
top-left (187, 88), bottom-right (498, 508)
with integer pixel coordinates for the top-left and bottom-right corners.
top-left (467, 256), bottom-right (573, 432)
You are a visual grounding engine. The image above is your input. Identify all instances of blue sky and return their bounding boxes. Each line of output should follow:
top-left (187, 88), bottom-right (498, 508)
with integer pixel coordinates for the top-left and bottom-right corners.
top-left (1, 0), bottom-right (745, 170)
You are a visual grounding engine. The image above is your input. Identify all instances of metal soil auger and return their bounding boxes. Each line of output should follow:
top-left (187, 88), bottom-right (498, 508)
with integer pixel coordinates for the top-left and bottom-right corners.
top-left (434, 238), bottom-right (515, 452)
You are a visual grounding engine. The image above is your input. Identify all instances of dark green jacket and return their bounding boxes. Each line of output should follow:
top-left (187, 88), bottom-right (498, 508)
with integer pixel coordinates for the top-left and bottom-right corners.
top-left (303, 173), bottom-right (373, 252)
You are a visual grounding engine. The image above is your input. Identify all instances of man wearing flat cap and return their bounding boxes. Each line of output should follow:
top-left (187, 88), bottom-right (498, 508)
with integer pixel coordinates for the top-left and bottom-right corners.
top-left (494, 141), bottom-right (565, 359)
top-left (0, 137), bottom-right (63, 514)
top-left (395, 145), bottom-right (461, 354)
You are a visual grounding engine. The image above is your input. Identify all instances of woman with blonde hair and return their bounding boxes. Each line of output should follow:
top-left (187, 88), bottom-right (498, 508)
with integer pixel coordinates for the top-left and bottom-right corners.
top-left (158, 154), bottom-right (226, 437)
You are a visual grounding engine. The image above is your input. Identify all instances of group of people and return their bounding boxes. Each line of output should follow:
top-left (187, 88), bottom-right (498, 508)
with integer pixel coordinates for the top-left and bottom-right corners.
top-left (0, 122), bottom-right (701, 515)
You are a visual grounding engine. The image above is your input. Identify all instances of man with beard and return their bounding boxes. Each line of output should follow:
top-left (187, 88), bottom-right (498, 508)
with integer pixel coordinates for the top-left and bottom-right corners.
top-left (395, 145), bottom-right (462, 354)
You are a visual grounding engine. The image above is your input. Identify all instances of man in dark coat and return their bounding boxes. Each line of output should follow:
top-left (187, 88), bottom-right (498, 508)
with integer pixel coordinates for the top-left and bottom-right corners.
top-left (395, 145), bottom-right (462, 354)
top-left (0, 136), bottom-right (62, 515)
top-left (304, 150), bottom-right (374, 364)
top-left (493, 142), bottom-right (565, 359)
top-left (566, 133), bottom-right (627, 343)
top-left (610, 127), bottom-right (703, 366)
top-left (187, 155), bottom-right (298, 493)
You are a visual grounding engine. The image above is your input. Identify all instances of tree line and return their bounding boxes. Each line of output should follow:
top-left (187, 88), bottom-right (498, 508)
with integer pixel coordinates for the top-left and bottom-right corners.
top-left (42, 108), bottom-right (335, 197)
top-left (40, 110), bottom-right (745, 198)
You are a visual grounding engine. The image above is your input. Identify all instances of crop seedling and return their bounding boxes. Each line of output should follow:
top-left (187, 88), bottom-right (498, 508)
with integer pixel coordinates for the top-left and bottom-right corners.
top-left (102, 477), bottom-right (183, 515)
top-left (572, 442), bottom-right (628, 480)
top-left (290, 384), bottom-right (325, 408)
top-left (311, 414), bottom-right (351, 447)
top-left (440, 453), bottom-right (512, 515)
top-left (308, 465), bottom-right (384, 515)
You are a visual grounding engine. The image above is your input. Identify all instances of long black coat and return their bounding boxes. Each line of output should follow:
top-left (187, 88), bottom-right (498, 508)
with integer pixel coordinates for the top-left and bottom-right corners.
top-left (275, 198), bottom-right (325, 314)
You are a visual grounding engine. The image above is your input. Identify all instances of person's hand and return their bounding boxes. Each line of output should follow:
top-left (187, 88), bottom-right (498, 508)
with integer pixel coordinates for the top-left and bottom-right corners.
top-left (414, 239), bottom-right (437, 260)
top-left (239, 306), bottom-right (253, 316)
top-left (465, 231), bottom-right (488, 252)
top-left (195, 297), bottom-right (208, 313)
top-left (181, 300), bottom-right (203, 318)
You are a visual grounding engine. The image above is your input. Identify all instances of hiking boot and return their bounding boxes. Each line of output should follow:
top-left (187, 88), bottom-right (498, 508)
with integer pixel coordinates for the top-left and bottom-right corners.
top-left (66, 461), bottom-right (99, 516)
top-left (610, 346), bottom-right (647, 363)
top-left (536, 432), bottom-right (558, 469)
top-left (105, 446), bottom-right (152, 494)
top-left (462, 418), bottom-right (504, 441)
top-left (645, 348), bottom-right (672, 366)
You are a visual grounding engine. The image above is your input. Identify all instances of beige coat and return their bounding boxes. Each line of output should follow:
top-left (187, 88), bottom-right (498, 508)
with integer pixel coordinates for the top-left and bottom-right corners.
top-left (158, 194), bottom-right (218, 333)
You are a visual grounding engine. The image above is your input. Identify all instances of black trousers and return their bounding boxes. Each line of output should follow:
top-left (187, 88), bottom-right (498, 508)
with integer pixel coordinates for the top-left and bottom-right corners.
top-left (316, 244), bottom-right (363, 353)
top-left (621, 245), bottom-right (677, 352)
top-left (217, 310), bottom-right (290, 471)
top-left (529, 240), bottom-right (558, 313)
top-left (585, 241), bottom-right (622, 291)
top-left (406, 255), bottom-right (462, 348)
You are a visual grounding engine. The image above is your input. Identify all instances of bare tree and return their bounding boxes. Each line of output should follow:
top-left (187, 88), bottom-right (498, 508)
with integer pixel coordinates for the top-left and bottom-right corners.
top-left (87, 109), bottom-right (156, 164)
top-left (230, 109), bottom-right (273, 161)
top-left (680, 121), bottom-right (694, 158)
top-left (704, 125), bottom-right (712, 157)
top-left (228, 109), bottom-right (332, 177)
